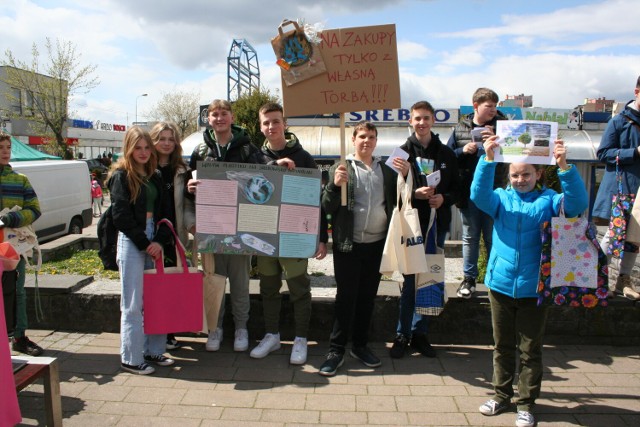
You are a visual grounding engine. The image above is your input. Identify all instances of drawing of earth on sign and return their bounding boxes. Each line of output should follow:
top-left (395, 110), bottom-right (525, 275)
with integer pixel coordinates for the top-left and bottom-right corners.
top-left (226, 171), bottom-right (275, 204)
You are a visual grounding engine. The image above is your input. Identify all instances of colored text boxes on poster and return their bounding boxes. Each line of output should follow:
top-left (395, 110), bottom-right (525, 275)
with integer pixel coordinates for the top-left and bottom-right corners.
top-left (195, 161), bottom-right (321, 257)
top-left (279, 233), bottom-right (318, 258)
top-left (196, 205), bottom-right (237, 235)
top-left (281, 175), bottom-right (321, 206)
top-left (279, 204), bottom-right (319, 235)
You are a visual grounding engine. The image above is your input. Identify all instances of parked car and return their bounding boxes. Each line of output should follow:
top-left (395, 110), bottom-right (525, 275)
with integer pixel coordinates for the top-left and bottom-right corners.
top-left (82, 159), bottom-right (109, 180)
top-left (12, 160), bottom-right (93, 242)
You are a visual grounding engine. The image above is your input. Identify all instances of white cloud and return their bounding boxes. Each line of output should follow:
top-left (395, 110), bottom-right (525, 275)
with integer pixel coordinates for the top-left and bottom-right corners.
top-left (397, 40), bottom-right (430, 61)
top-left (400, 53), bottom-right (640, 110)
top-left (3, 0), bottom-right (639, 127)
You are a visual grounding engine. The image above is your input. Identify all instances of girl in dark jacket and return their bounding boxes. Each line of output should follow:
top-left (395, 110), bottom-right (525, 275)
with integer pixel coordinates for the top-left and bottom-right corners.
top-left (109, 126), bottom-right (173, 375)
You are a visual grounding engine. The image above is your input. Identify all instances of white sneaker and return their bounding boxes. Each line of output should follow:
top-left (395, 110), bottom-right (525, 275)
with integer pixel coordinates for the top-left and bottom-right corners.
top-left (234, 328), bottom-right (249, 352)
top-left (250, 333), bottom-right (281, 358)
top-left (206, 328), bottom-right (223, 352)
top-left (290, 336), bottom-right (308, 365)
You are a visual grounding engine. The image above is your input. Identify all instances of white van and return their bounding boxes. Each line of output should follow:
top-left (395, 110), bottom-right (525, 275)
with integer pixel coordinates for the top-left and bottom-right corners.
top-left (11, 160), bottom-right (93, 242)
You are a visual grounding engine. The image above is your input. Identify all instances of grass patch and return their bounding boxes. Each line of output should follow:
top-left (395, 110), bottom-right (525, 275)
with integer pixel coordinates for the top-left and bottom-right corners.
top-left (28, 248), bottom-right (120, 280)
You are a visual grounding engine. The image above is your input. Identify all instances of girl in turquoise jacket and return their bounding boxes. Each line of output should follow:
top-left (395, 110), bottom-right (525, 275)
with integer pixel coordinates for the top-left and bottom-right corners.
top-left (470, 136), bottom-right (588, 427)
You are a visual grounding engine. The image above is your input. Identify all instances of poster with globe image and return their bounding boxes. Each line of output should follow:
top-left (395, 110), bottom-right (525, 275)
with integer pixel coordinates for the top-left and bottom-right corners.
top-left (194, 161), bottom-right (321, 258)
top-left (494, 120), bottom-right (558, 165)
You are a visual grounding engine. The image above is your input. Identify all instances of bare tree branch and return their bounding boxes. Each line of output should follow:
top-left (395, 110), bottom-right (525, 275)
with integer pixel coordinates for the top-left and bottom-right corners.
top-left (2, 38), bottom-right (99, 157)
top-left (147, 89), bottom-right (201, 138)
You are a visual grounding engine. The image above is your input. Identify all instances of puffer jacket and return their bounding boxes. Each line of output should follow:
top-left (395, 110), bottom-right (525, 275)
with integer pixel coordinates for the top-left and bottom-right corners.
top-left (471, 157), bottom-right (588, 298)
top-left (189, 124), bottom-right (263, 169)
top-left (592, 100), bottom-right (640, 219)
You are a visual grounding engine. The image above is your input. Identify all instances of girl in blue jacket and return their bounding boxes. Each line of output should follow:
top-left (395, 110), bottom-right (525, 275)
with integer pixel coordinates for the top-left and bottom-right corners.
top-left (471, 136), bottom-right (588, 427)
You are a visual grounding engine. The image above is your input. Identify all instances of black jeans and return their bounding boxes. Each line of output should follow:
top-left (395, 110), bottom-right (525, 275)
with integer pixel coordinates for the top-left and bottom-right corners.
top-left (329, 239), bottom-right (385, 353)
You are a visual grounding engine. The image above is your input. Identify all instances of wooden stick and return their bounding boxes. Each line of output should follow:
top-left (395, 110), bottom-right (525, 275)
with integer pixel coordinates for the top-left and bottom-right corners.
top-left (340, 113), bottom-right (347, 206)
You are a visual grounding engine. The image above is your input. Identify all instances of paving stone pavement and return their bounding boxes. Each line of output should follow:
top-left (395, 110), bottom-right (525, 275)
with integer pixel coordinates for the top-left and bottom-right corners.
top-left (11, 329), bottom-right (640, 426)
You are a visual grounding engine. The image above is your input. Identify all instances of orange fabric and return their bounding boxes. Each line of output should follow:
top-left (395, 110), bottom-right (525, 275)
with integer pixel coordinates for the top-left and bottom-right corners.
top-left (0, 242), bottom-right (20, 271)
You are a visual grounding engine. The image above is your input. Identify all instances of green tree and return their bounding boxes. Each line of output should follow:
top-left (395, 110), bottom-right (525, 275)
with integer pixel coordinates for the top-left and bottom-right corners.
top-left (232, 88), bottom-right (280, 147)
top-left (147, 89), bottom-right (200, 138)
top-left (2, 38), bottom-right (99, 157)
top-left (518, 132), bottom-right (532, 149)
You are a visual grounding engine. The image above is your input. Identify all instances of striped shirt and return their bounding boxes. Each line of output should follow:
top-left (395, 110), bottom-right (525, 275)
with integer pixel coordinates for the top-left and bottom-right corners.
top-left (0, 164), bottom-right (41, 228)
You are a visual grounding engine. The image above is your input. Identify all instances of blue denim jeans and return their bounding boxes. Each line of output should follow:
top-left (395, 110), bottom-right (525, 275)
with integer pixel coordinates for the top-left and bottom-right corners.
top-left (460, 200), bottom-right (493, 279)
top-left (117, 218), bottom-right (165, 366)
top-left (396, 273), bottom-right (430, 337)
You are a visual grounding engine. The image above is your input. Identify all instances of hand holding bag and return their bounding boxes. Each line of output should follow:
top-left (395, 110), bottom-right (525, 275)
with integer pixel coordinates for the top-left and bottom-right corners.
top-left (538, 199), bottom-right (608, 308)
top-left (144, 219), bottom-right (204, 334)
top-left (625, 184), bottom-right (640, 245)
top-left (380, 169), bottom-right (429, 277)
top-left (606, 156), bottom-right (637, 258)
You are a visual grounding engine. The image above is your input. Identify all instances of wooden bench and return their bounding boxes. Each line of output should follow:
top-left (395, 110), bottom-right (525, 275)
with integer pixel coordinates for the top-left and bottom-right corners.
top-left (13, 356), bottom-right (63, 426)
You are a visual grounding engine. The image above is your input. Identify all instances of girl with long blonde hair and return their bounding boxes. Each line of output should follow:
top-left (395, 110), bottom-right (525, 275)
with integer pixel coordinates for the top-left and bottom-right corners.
top-left (109, 126), bottom-right (174, 375)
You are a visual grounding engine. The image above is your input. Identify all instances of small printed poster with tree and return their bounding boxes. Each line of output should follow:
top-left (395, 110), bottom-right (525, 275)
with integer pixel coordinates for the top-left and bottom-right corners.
top-left (493, 120), bottom-right (558, 165)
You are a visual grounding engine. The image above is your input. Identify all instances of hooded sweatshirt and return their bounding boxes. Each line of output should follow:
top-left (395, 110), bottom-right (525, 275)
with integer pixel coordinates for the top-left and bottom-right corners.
top-left (261, 132), bottom-right (328, 244)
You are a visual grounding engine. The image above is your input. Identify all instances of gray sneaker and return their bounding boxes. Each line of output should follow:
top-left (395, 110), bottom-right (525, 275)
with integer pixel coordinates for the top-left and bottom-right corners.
top-left (479, 399), bottom-right (509, 416)
top-left (515, 410), bottom-right (535, 427)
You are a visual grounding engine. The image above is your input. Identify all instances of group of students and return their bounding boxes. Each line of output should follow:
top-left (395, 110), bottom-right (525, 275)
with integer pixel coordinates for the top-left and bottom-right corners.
top-left (110, 100), bottom-right (330, 375)
top-left (6, 76), bottom-right (638, 427)
top-left (104, 92), bottom-right (587, 427)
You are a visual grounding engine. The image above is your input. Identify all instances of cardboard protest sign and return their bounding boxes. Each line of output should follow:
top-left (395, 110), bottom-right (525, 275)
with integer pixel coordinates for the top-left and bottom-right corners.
top-left (281, 24), bottom-right (401, 116)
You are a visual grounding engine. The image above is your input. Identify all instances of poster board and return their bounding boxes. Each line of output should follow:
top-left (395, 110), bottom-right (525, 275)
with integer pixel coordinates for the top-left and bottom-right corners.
top-left (281, 23), bottom-right (401, 116)
top-left (494, 120), bottom-right (559, 165)
top-left (195, 161), bottom-right (321, 258)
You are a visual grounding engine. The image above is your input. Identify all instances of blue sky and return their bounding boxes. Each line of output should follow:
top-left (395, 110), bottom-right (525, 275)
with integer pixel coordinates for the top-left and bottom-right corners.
top-left (2, 0), bottom-right (639, 126)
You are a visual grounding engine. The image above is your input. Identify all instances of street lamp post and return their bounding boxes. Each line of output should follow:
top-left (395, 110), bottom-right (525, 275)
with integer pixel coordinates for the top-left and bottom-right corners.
top-left (135, 93), bottom-right (148, 125)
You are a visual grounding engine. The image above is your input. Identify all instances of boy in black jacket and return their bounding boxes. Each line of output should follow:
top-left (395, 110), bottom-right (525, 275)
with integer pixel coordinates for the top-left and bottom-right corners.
top-left (390, 100), bottom-right (459, 360)
top-left (250, 102), bottom-right (328, 365)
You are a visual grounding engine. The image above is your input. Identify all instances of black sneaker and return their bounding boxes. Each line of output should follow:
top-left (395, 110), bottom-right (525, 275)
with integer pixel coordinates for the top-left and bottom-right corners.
top-left (410, 333), bottom-right (437, 358)
top-left (12, 336), bottom-right (44, 356)
top-left (350, 346), bottom-right (381, 368)
top-left (318, 351), bottom-right (344, 377)
top-left (144, 354), bottom-right (175, 366)
top-left (121, 362), bottom-right (155, 375)
top-left (166, 334), bottom-right (181, 350)
top-left (456, 277), bottom-right (476, 299)
top-left (390, 334), bottom-right (410, 359)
